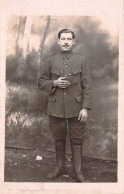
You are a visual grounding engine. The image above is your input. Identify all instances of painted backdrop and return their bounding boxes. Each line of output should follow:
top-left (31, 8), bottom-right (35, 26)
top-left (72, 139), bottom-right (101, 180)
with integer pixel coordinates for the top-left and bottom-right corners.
top-left (6, 16), bottom-right (118, 160)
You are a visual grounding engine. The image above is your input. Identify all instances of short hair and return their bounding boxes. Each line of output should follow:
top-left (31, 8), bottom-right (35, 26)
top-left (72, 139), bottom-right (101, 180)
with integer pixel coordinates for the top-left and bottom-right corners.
top-left (58, 29), bottom-right (75, 39)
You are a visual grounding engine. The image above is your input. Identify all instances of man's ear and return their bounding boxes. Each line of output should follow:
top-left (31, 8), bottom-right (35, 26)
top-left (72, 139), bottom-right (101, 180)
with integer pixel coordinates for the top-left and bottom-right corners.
top-left (73, 39), bottom-right (75, 45)
top-left (57, 39), bottom-right (60, 45)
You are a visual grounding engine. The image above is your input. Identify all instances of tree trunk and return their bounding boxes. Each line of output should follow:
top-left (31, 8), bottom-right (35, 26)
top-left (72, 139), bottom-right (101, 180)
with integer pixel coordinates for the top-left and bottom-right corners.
top-left (15, 16), bottom-right (22, 54)
top-left (15, 16), bottom-right (27, 55)
top-left (37, 16), bottom-right (50, 80)
top-left (22, 16), bottom-right (32, 59)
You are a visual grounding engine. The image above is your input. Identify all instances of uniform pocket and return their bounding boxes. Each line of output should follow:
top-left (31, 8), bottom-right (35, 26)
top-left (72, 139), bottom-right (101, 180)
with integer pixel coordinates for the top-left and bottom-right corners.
top-left (48, 96), bottom-right (56, 102)
top-left (71, 65), bottom-right (82, 84)
top-left (51, 64), bottom-right (63, 75)
top-left (72, 69), bottom-right (81, 75)
top-left (51, 69), bottom-right (61, 75)
top-left (72, 64), bottom-right (81, 75)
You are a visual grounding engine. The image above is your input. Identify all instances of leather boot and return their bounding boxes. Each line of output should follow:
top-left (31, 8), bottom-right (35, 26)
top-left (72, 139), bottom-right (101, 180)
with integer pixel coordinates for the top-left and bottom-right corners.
top-left (47, 140), bottom-right (65, 180)
top-left (71, 144), bottom-right (88, 182)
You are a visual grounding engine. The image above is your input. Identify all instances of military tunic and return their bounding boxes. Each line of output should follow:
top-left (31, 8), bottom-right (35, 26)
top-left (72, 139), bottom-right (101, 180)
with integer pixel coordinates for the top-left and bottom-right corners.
top-left (38, 50), bottom-right (92, 118)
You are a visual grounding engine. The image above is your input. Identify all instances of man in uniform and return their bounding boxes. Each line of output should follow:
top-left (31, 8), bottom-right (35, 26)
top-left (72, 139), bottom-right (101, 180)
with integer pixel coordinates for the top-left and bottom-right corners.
top-left (38, 29), bottom-right (92, 182)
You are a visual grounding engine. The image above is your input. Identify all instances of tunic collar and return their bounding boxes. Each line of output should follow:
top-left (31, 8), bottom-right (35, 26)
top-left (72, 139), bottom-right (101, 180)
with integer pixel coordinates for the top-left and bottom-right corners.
top-left (59, 50), bottom-right (73, 59)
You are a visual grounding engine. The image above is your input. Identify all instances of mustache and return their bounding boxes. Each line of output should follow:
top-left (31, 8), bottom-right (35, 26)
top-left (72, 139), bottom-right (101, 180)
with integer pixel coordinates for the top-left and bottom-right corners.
top-left (62, 44), bottom-right (70, 46)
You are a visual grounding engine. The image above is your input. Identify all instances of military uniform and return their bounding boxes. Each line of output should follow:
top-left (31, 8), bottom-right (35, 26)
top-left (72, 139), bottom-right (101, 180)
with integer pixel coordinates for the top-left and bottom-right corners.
top-left (38, 50), bottom-right (92, 181)
top-left (39, 50), bottom-right (92, 117)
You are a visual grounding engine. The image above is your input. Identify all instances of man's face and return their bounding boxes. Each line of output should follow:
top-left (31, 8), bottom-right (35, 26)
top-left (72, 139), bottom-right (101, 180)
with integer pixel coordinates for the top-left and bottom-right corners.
top-left (58, 32), bottom-right (75, 51)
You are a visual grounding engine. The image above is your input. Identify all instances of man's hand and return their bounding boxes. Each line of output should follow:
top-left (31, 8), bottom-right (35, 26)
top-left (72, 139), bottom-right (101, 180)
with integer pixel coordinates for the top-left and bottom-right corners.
top-left (78, 108), bottom-right (88, 123)
top-left (53, 77), bottom-right (70, 89)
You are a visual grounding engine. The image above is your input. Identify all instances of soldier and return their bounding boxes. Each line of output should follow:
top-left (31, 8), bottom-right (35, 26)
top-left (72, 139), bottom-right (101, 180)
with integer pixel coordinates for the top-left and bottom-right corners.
top-left (38, 29), bottom-right (92, 182)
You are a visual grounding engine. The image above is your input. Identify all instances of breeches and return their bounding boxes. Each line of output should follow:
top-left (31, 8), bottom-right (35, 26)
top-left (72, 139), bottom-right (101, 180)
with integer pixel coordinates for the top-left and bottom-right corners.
top-left (49, 116), bottom-right (85, 145)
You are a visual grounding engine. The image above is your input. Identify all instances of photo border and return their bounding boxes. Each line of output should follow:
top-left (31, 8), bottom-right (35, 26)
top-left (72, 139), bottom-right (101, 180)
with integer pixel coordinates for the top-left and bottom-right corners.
top-left (0, 0), bottom-right (124, 193)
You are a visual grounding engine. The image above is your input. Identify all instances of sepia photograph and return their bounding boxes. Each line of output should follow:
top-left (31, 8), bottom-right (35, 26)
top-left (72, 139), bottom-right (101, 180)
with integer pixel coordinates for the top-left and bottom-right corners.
top-left (5, 15), bottom-right (118, 183)
top-left (0, 0), bottom-right (123, 193)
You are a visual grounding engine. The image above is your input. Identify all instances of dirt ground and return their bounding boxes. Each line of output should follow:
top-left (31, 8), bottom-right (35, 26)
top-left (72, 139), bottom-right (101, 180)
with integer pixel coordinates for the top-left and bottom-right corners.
top-left (4, 147), bottom-right (117, 183)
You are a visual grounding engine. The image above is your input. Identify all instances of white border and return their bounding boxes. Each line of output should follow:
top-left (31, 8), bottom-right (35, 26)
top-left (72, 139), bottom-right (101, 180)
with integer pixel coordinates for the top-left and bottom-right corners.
top-left (0, 0), bottom-right (124, 193)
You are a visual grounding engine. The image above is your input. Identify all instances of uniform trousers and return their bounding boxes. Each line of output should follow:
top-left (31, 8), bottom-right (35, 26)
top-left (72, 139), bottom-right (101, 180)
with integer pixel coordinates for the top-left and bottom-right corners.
top-left (49, 115), bottom-right (85, 145)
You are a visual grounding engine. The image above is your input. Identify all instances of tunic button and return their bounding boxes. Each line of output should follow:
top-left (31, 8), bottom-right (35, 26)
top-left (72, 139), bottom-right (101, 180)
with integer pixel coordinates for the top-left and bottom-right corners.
top-left (65, 74), bottom-right (67, 77)
top-left (64, 93), bottom-right (66, 96)
top-left (65, 65), bottom-right (67, 68)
